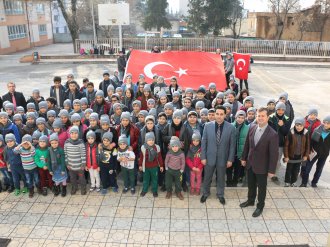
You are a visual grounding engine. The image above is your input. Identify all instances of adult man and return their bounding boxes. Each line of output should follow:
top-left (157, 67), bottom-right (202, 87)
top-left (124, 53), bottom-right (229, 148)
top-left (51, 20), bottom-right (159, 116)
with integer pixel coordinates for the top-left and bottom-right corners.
top-left (117, 51), bottom-right (127, 81)
top-left (240, 107), bottom-right (279, 217)
top-left (65, 81), bottom-right (84, 104)
top-left (99, 70), bottom-right (117, 95)
top-left (2, 82), bottom-right (27, 111)
top-left (200, 105), bottom-right (236, 205)
top-left (49, 76), bottom-right (66, 108)
top-left (224, 52), bottom-right (234, 88)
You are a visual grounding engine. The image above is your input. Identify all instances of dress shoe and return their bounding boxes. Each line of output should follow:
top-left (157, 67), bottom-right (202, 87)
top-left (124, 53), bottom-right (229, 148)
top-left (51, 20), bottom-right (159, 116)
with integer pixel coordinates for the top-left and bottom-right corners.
top-left (165, 192), bottom-right (172, 199)
top-left (252, 208), bottom-right (263, 217)
top-left (240, 200), bottom-right (255, 208)
top-left (200, 195), bottom-right (208, 203)
top-left (311, 183), bottom-right (318, 188)
top-left (219, 197), bottom-right (226, 205)
top-left (299, 183), bottom-right (307, 187)
top-left (176, 192), bottom-right (184, 200)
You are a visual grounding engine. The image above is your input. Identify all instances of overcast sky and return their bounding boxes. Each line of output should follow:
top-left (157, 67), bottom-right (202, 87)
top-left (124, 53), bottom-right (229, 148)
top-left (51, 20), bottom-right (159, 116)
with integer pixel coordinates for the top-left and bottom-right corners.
top-left (168, 0), bottom-right (316, 13)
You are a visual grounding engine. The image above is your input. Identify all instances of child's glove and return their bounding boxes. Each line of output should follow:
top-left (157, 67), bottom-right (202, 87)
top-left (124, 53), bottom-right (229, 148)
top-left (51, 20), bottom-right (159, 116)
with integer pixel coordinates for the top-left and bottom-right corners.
top-left (43, 166), bottom-right (48, 170)
top-left (109, 170), bottom-right (113, 174)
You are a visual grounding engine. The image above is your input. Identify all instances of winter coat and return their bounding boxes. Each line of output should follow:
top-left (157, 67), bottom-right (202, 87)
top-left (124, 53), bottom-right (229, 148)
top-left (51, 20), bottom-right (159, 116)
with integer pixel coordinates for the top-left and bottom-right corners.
top-left (284, 128), bottom-right (310, 160)
top-left (268, 113), bottom-right (290, 147)
top-left (49, 85), bottom-right (66, 108)
top-left (34, 147), bottom-right (50, 168)
top-left (232, 121), bottom-right (249, 159)
top-left (0, 120), bottom-right (21, 144)
top-left (185, 147), bottom-right (203, 170)
top-left (311, 125), bottom-right (330, 159)
top-left (86, 143), bottom-right (99, 169)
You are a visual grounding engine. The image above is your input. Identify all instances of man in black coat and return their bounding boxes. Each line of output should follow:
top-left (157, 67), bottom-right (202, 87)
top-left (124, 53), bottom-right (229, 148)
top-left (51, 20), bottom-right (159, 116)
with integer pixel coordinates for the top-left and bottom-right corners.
top-left (50, 76), bottom-right (66, 108)
top-left (117, 51), bottom-right (127, 81)
top-left (64, 80), bottom-right (84, 104)
top-left (240, 107), bottom-right (279, 217)
top-left (2, 82), bottom-right (27, 110)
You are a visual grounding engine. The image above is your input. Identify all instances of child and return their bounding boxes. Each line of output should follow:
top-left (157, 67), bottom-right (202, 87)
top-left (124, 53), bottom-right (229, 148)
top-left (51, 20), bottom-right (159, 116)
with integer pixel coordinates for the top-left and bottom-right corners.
top-left (147, 99), bottom-right (156, 111)
top-left (223, 103), bottom-right (235, 123)
top-left (199, 108), bottom-right (208, 125)
top-left (207, 108), bottom-right (215, 122)
top-left (38, 101), bottom-right (48, 120)
top-left (283, 118), bottom-right (310, 187)
top-left (135, 110), bottom-right (148, 131)
top-left (267, 99), bottom-right (276, 116)
top-left (98, 132), bottom-right (118, 194)
top-left (85, 130), bottom-right (100, 192)
top-left (69, 113), bottom-right (87, 140)
top-left (14, 134), bottom-right (39, 198)
top-left (23, 112), bottom-right (37, 136)
top-left (186, 133), bottom-right (203, 195)
top-left (45, 110), bottom-right (56, 130)
top-left (13, 114), bottom-right (25, 139)
top-left (183, 97), bottom-right (194, 113)
top-left (184, 88), bottom-right (194, 99)
top-left (64, 126), bottom-right (87, 195)
top-left (80, 98), bottom-right (89, 112)
top-left (117, 135), bottom-right (136, 194)
top-left (164, 103), bottom-right (174, 124)
top-left (52, 118), bottom-right (69, 149)
top-left (195, 101), bottom-right (205, 117)
top-left (137, 84), bottom-right (153, 110)
top-left (171, 91), bottom-right (182, 110)
top-left (192, 87), bottom-right (211, 109)
top-left (4, 103), bottom-right (15, 120)
top-left (34, 135), bottom-right (52, 195)
top-left (48, 133), bottom-right (67, 197)
top-left (131, 100), bottom-right (141, 124)
top-left (16, 106), bottom-right (27, 124)
top-left (0, 112), bottom-right (21, 144)
top-left (33, 117), bottom-right (51, 137)
top-left (139, 132), bottom-right (164, 197)
top-left (156, 91), bottom-right (168, 115)
top-left (63, 99), bottom-right (72, 114)
top-left (165, 136), bottom-right (185, 200)
top-left (246, 107), bottom-right (256, 125)
top-left (71, 99), bottom-right (84, 118)
top-left (0, 134), bottom-right (14, 192)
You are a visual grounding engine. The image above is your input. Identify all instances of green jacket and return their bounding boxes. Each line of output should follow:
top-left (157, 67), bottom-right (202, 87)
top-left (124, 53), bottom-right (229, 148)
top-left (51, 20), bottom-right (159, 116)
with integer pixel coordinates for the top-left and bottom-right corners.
top-left (232, 121), bottom-right (249, 159)
top-left (34, 148), bottom-right (50, 168)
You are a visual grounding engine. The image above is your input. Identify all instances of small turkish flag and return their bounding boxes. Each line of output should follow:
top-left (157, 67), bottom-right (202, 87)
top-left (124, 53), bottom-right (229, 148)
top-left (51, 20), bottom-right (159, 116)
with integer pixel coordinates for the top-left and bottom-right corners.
top-left (126, 50), bottom-right (226, 90)
top-left (233, 53), bottom-right (251, 80)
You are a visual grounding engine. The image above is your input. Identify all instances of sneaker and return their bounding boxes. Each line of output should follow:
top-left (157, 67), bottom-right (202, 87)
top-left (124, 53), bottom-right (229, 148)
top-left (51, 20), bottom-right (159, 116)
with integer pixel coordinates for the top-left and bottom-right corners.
top-left (14, 189), bottom-right (21, 196)
top-left (101, 189), bottom-right (107, 195)
top-left (112, 187), bottom-right (118, 193)
top-left (165, 192), bottom-right (172, 199)
top-left (131, 188), bottom-right (136, 195)
top-left (96, 187), bottom-right (101, 192)
top-left (8, 186), bottom-right (14, 193)
top-left (153, 192), bottom-right (158, 198)
top-left (291, 183), bottom-right (297, 187)
top-left (122, 188), bottom-right (129, 194)
top-left (42, 187), bottom-right (48, 196)
top-left (89, 187), bottom-right (95, 192)
top-left (284, 183), bottom-right (290, 187)
top-left (21, 187), bottom-right (28, 194)
top-left (140, 191), bottom-right (146, 197)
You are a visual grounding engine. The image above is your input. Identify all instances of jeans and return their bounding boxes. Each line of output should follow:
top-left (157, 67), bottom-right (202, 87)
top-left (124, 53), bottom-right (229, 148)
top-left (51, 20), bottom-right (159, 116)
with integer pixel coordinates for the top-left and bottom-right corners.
top-left (302, 155), bottom-right (327, 185)
top-left (0, 167), bottom-right (14, 187)
top-left (24, 168), bottom-right (40, 189)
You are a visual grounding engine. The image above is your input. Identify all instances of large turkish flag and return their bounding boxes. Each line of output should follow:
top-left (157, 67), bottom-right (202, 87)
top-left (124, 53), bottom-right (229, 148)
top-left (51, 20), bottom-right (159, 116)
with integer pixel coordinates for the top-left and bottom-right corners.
top-left (126, 50), bottom-right (226, 90)
top-left (233, 53), bottom-right (251, 80)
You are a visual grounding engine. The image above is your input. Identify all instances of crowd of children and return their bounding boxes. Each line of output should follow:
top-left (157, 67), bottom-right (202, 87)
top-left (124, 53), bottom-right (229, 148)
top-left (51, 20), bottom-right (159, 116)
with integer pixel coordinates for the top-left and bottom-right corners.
top-left (0, 70), bottom-right (329, 201)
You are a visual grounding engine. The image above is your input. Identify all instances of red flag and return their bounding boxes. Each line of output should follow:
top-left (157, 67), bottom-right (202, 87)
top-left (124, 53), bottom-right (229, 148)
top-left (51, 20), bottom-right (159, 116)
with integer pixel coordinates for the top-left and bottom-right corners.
top-left (126, 50), bottom-right (226, 90)
top-left (233, 53), bottom-right (251, 80)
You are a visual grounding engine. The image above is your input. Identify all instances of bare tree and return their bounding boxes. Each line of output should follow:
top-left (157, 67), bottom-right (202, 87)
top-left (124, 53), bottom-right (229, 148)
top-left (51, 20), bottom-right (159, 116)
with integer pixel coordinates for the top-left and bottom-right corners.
top-left (314, 0), bottom-right (330, 41)
top-left (268, 0), bottom-right (300, 40)
top-left (229, 0), bottom-right (244, 39)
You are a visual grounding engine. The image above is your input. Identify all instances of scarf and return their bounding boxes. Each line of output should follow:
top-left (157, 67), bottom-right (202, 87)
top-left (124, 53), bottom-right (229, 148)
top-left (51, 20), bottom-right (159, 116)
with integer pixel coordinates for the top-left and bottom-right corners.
top-left (294, 127), bottom-right (304, 135)
top-left (120, 124), bottom-right (130, 137)
top-left (171, 121), bottom-right (182, 131)
top-left (118, 146), bottom-right (129, 153)
top-left (276, 113), bottom-right (284, 120)
top-left (168, 148), bottom-right (183, 156)
top-left (67, 138), bottom-right (81, 145)
top-left (144, 144), bottom-right (157, 162)
top-left (49, 147), bottom-right (60, 171)
top-left (187, 144), bottom-right (200, 160)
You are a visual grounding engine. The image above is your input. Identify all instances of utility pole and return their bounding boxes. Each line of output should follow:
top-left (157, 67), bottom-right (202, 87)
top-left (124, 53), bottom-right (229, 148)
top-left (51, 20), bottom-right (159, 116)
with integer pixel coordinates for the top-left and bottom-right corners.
top-left (118, 0), bottom-right (123, 51)
top-left (91, 0), bottom-right (97, 46)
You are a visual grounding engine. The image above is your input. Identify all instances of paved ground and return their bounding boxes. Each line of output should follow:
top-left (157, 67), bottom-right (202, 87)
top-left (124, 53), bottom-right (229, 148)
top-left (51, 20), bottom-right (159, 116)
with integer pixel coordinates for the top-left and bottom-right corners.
top-left (0, 43), bottom-right (330, 246)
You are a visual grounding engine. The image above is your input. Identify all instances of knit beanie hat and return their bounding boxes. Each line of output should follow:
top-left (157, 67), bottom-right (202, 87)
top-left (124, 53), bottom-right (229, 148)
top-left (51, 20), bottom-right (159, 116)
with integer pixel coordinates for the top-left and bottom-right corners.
top-left (195, 101), bottom-right (205, 109)
top-left (89, 112), bottom-right (99, 121)
top-left (145, 115), bottom-right (155, 123)
top-left (113, 103), bottom-right (121, 111)
top-left (32, 88), bottom-right (40, 94)
top-left (132, 100), bottom-right (141, 108)
top-left (275, 102), bottom-right (286, 111)
top-left (323, 115), bottom-right (330, 123)
top-left (27, 103), bottom-right (36, 110)
top-left (294, 117), bottom-right (305, 125)
top-left (22, 134), bottom-right (32, 143)
top-left (38, 101), bottom-right (48, 110)
top-left (5, 133), bottom-right (16, 143)
top-left (0, 112), bottom-right (8, 119)
top-left (145, 132), bottom-right (155, 142)
top-left (187, 111), bottom-right (198, 117)
top-left (223, 102), bottom-right (233, 110)
top-left (58, 109), bottom-right (69, 118)
top-left (267, 99), bottom-right (276, 105)
top-left (173, 109), bottom-right (183, 119)
top-left (164, 102), bottom-right (174, 111)
top-left (115, 87), bottom-right (123, 93)
top-left (139, 74), bottom-right (145, 79)
top-left (100, 115), bottom-right (110, 125)
top-left (200, 108), bottom-right (208, 117)
top-left (185, 88), bottom-right (193, 94)
top-left (192, 132), bottom-right (201, 141)
top-left (216, 92), bottom-right (224, 99)
top-left (49, 133), bottom-right (59, 142)
top-left (172, 91), bottom-right (180, 98)
top-left (47, 110), bottom-right (56, 118)
top-left (32, 132), bottom-right (41, 141)
top-left (26, 112), bottom-right (36, 120)
top-left (158, 91), bottom-right (167, 98)
top-left (84, 108), bottom-right (93, 115)
top-left (247, 107), bottom-right (256, 114)
top-left (170, 136), bottom-right (181, 147)
top-left (86, 130), bottom-right (96, 139)
top-left (149, 108), bottom-right (157, 118)
top-left (243, 96), bottom-right (254, 105)
top-left (120, 112), bottom-right (131, 121)
top-left (308, 108), bottom-right (318, 116)
top-left (36, 117), bottom-right (46, 125)
top-left (69, 126), bottom-right (79, 134)
top-left (39, 135), bottom-right (49, 144)
top-left (107, 85), bottom-right (114, 92)
top-left (5, 103), bottom-right (14, 111)
top-left (197, 87), bottom-right (206, 94)
top-left (71, 113), bottom-right (81, 122)
top-left (95, 90), bottom-right (104, 98)
top-left (138, 110), bottom-right (148, 118)
top-left (235, 110), bottom-right (247, 118)
top-left (103, 70), bottom-right (110, 76)
top-left (13, 114), bottom-right (22, 121)
top-left (181, 107), bottom-right (188, 117)
top-left (147, 98), bottom-right (155, 105)
top-left (63, 99), bottom-right (71, 108)
top-left (143, 84), bottom-right (151, 92)
top-left (73, 99), bottom-right (81, 106)
top-left (80, 97), bottom-right (88, 105)
top-left (118, 135), bottom-right (128, 145)
top-left (52, 118), bottom-right (63, 129)
top-left (102, 132), bottom-right (113, 142)
top-left (279, 92), bottom-right (288, 101)
top-left (208, 108), bottom-right (215, 113)
top-left (17, 106), bottom-right (25, 113)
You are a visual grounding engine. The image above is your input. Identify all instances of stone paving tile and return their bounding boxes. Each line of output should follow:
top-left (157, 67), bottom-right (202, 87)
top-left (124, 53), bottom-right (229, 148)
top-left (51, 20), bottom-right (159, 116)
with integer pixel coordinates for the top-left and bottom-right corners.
top-left (111, 217), bottom-right (132, 230)
top-left (87, 229), bottom-right (110, 243)
top-left (42, 239), bottom-right (66, 247)
top-left (227, 219), bottom-right (249, 233)
top-left (19, 212), bottom-right (42, 225)
top-left (169, 231), bottom-right (190, 246)
top-left (150, 218), bottom-right (170, 231)
top-left (283, 219), bottom-right (308, 233)
top-left (24, 238), bottom-right (46, 247)
top-left (270, 232), bottom-right (294, 245)
top-left (93, 216), bottom-right (113, 229)
top-left (48, 226), bottom-right (71, 240)
top-left (250, 232), bottom-right (273, 246)
top-left (309, 232), bottom-right (329, 246)
top-left (7, 237), bottom-right (26, 247)
top-left (9, 224), bottom-right (34, 238)
top-left (37, 213), bottom-right (60, 227)
top-left (210, 232), bottom-right (232, 246)
top-left (208, 219), bottom-right (229, 233)
top-left (230, 232), bottom-right (253, 246)
top-left (190, 232), bottom-right (212, 246)
top-left (189, 219), bottom-right (209, 232)
top-left (107, 229), bottom-right (130, 244)
top-left (148, 230), bottom-right (170, 245)
top-left (265, 219), bottom-right (288, 233)
top-left (67, 228), bottom-right (91, 242)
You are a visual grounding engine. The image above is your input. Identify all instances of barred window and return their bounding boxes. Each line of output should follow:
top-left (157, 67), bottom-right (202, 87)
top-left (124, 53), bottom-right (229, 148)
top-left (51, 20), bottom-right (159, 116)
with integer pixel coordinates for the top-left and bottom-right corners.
top-left (4, 0), bottom-right (24, 15)
top-left (39, 24), bottom-right (47, 35)
top-left (36, 3), bottom-right (45, 14)
top-left (7, 25), bottom-right (27, 40)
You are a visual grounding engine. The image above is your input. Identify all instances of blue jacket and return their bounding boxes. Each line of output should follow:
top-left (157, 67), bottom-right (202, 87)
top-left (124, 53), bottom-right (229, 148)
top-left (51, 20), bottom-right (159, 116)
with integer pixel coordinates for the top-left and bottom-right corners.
top-left (3, 145), bottom-right (23, 168)
top-left (0, 120), bottom-right (21, 144)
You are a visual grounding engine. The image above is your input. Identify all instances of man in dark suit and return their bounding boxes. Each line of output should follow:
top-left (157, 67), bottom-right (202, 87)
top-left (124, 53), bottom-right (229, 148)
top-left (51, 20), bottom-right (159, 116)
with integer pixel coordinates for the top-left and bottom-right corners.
top-left (200, 105), bottom-right (236, 205)
top-left (240, 107), bottom-right (279, 217)
top-left (2, 82), bottom-right (27, 110)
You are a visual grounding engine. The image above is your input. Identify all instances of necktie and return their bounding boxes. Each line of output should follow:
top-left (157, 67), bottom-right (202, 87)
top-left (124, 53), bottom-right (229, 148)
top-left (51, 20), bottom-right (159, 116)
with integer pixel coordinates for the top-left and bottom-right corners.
top-left (217, 124), bottom-right (221, 144)
top-left (11, 93), bottom-right (17, 110)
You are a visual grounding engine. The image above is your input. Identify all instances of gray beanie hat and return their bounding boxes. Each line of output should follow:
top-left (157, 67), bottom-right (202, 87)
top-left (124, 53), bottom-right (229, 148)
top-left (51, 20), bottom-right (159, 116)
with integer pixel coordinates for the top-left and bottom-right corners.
top-left (0, 112), bottom-right (8, 119)
top-left (0, 134), bottom-right (3, 142)
top-left (22, 134), bottom-right (32, 143)
top-left (63, 99), bottom-right (71, 108)
top-left (172, 91), bottom-right (180, 98)
top-left (173, 109), bottom-right (183, 119)
top-left (71, 113), bottom-right (81, 122)
top-left (5, 103), bottom-right (14, 111)
top-left (275, 102), bottom-right (286, 111)
top-left (32, 88), bottom-right (40, 94)
top-left (170, 136), bottom-right (181, 147)
top-left (145, 132), bottom-right (155, 142)
top-left (181, 107), bottom-right (188, 116)
top-left (49, 133), bottom-right (59, 142)
top-left (223, 102), bottom-right (233, 110)
top-left (308, 108), bottom-right (318, 116)
top-left (84, 108), bottom-right (93, 115)
top-left (100, 115), bottom-right (110, 125)
top-left (26, 112), bottom-right (36, 119)
top-left (118, 135), bottom-right (128, 145)
top-left (294, 117), bottom-right (305, 125)
top-left (138, 110), bottom-right (148, 118)
top-left (36, 117), bottom-right (46, 125)
top-left (86, 130), bottom-right (96, 139)
top-left (27, 103), bottom-right (36, 110)
top-left (89, 112), bottom-right (99, 121)
top-left (323, 115), bottom-right (330, 123)
top-left (279, 92), bottom-right (288, 101)
top-left (243, 96), bottom-right (254, 105)
top-left (158, 91), bottom-right (167, 98)
top-left (185, 88), bottom-right (193, 94)
top-left (69, 126), bottom-right (79, 134)
top-left (143, 84), bottom-right (151, 92)
top-left (107, 85), bottom-right (114, 92)
top-left (132, 100), bottom-right (141, 108)
top-left (149, 108), bottom-right (157, 118)
top-left (95, 90), bottom-right (104, 98)
top-left (73, 99), bottom-right (81, 106)
top-left (120, 112), bottom-right (131, 121)
top-left (208, 82), bottom-right (216, 89)
top-left (17, 106), bottom-right (25, 113)
top-left (52, 118), bottom-right (63, 129)
top-left (235, 110), bottom-right (247, 118)
top-left (47, 110), bottom-right (56, 118)
top-left (103, 70), bottom-right (110, 76)
top-left (147, 98), bottom-right (155, 105)
top-left (13, 114), bottom-right (22, 121)
top-left (192, 132), bottom-right (201, 141)
top-left (38, 101), bottom-right (48, 110)
top-left (32, 132), bottom-right (41, 141)
top-left (195, 101), bottom-right (205, 109)
top-left (216, 92), bottom-right (224, 99)
top-left (188, 111), bottom-right (198, 117)
top-left (164, 102), bottom-right (174, 111)
top-left (267, 99), bottom-right (276, 105)
top-left (5, 133), bottom-right (16, 143)
top-left (80, 97), bottom-right (88, 105)
top-left (39, 135), bottom-right (49, 144)
top-left (102, 132), bottom-right (113, 142)
top-left (200, 108), bottom-right (208, 116)
top-left (247, 107), bottom-right (256, 114)
top-left (113, 103), bottom-right (122, 111)
top-left (145, 115), bottom-right (155, 123)
top-left (58, 109), bottom-right (69, 118)
top-left (115, 87), bottom-right (123, 93)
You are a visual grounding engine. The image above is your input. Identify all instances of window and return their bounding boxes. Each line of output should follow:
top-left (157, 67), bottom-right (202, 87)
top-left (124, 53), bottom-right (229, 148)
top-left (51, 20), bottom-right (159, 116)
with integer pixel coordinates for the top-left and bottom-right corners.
top-left (39, 24), bottom-right (47, 35)
top-left (7, 24), bottom-right (27, 40)
top-left (55, 27), bottom-right (59, 33)
top-left (64, 26), bottom-right (67, 33)
top-left (36, 3), bottom-right (45, 14)
top-left (54, 15), bottom-right (59, 22)
top-left (4, 0), bottom-right (24, 15)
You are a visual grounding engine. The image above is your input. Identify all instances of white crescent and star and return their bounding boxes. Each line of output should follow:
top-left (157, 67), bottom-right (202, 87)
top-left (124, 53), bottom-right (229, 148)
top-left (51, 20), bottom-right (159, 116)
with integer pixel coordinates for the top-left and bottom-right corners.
top-left (236, 59), bottom-right (246, 71)
top-left (143, 61), bottom-right (188, 79)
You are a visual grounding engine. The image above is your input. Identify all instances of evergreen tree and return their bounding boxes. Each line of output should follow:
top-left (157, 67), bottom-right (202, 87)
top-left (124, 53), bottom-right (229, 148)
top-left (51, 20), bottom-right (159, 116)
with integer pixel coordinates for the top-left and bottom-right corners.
top-left (143, 0), bottom-right (172, 31)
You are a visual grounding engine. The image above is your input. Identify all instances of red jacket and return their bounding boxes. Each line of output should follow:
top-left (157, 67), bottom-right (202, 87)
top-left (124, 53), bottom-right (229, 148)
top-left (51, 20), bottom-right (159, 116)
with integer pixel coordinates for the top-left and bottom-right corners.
top-left (86, 143), bottom-right (98, 169)
top-left (138, 146), bottom-right (164, 169)
top-left (304, 117), bottom-right (321, 136)
top-left (0, 146), bottom-right (7, 168)
top-left (116, 123), bottom-right (140, 154)
top-left (185, 147), bottom-right (203, 170)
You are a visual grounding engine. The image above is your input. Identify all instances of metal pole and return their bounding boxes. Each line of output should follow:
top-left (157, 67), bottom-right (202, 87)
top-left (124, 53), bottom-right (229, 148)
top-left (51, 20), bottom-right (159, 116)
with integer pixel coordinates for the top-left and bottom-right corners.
top-left (91, 0), bottom-right (97, 46)
top-left (145, 34), bottom-right (147, 51)
top-left (119, 25), bottom-right (122, 51)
